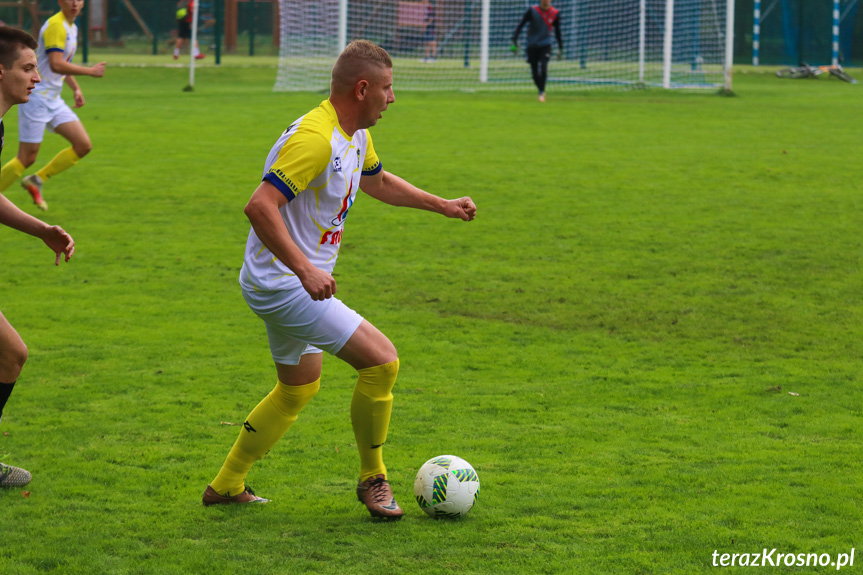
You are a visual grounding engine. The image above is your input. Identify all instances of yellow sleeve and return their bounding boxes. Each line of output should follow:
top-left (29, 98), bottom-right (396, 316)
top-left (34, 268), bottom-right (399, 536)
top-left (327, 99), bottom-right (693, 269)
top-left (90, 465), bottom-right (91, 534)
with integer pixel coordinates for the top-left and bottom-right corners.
top-left (43, 17), bottom-right (67, 53)
top-left (264, 128), bottom-right (331, 200)
top-left (362, 130), bottom-right (382, 175)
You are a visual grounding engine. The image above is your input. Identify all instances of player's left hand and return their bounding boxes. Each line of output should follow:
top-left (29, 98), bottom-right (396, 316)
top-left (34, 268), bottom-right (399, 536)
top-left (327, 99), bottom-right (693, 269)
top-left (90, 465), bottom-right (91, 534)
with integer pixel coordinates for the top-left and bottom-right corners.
top-left (40, 225), bottom-right (75, 265)
top-left (72, 90), bottom-right (85, 108)
top-left (446, 197), bottom-right (477, 221)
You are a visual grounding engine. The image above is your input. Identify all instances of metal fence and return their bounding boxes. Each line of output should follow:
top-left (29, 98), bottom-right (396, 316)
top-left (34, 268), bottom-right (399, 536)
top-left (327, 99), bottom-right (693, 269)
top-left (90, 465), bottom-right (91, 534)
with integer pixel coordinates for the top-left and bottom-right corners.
top-left (2, 1), bottom-right (861, 65)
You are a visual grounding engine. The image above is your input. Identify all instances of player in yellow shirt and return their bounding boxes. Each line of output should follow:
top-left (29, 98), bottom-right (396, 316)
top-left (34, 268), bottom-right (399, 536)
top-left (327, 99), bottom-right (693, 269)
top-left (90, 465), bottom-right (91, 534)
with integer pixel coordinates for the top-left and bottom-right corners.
top-left (0, 0), bottom-right (106, 210)
top-left (202, 40), bottom-right (477, 520)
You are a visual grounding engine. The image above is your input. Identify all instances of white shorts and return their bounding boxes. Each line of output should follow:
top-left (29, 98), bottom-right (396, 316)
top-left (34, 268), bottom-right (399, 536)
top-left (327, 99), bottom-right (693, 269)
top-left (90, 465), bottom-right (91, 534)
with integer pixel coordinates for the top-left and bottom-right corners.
top-left (242, 286), bottom-right (364, 365)
top-left (18, 93), bottom-right (80, 144)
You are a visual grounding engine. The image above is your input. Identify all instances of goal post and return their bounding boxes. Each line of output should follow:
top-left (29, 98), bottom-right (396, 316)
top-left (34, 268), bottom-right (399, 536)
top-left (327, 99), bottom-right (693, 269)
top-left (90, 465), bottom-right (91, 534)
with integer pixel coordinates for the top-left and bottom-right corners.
top-left (275, 0), bottom-right (734, 93)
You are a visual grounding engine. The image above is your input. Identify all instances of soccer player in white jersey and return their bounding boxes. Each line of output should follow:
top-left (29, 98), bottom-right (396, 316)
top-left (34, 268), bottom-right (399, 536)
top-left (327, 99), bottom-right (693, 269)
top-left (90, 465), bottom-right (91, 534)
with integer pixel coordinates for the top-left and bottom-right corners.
top-left (0, 26), bottom-right (75, 488)
top-left (202, 39), bottom-right (477, 520)
top-left (0, 0), bottom-right (106, 210)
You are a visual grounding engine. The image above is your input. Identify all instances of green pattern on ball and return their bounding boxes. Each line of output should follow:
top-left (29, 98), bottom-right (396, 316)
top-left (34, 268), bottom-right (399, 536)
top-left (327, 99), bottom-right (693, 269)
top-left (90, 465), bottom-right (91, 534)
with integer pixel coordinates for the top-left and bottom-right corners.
top-left (429, 457), bottom-right (452, 469)
top-left (452, 468), bottom-right (478, 482)
top-left (431, 474), bottom-right (448, 504)
top-left (416, 494), bottom-right (432, 508)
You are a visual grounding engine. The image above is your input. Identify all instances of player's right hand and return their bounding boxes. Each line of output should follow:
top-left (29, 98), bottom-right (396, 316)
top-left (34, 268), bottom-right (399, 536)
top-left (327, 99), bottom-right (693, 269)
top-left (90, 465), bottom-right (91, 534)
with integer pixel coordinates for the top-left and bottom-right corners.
top-left (40, 225), bottom-right (75, 265)
top-left (299, 267), bottom-right (337, 301)
top-left (90, 62), bottom-right (106, 78)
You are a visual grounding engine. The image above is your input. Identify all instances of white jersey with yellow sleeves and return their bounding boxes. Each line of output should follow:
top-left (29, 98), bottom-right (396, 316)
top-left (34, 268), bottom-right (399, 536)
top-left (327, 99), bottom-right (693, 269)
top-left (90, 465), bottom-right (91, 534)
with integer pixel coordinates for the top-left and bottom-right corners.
top-left (34, 12), bottom-right (77, 100)
top-left (240, 99), bottom-right (383, 293)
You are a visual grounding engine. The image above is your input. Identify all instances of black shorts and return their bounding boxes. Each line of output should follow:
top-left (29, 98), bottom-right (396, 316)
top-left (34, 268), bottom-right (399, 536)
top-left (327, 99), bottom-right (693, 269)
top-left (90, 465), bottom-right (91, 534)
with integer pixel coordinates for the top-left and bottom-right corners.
top-left (526, 44), bottom-right (552, 64)
top-left (178, 19), bottom-right (192, 39)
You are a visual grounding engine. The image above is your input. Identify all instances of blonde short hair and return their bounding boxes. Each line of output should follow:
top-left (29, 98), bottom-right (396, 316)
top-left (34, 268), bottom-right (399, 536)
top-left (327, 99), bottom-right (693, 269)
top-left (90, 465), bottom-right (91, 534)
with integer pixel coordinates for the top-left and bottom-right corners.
top-left (331, 40), bottom-right (392, 94)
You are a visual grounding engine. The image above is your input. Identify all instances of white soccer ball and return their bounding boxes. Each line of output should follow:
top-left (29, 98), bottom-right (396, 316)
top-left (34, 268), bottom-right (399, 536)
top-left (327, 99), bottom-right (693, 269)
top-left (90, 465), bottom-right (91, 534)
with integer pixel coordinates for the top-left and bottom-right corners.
top-left (414, 455), bottom-right (480, 518)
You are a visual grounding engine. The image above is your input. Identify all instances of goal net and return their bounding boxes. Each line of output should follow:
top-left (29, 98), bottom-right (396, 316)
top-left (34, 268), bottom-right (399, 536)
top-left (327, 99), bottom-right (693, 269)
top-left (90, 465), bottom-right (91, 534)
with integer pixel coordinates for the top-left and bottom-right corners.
top-left (275, 0), bottom-right (734, 92)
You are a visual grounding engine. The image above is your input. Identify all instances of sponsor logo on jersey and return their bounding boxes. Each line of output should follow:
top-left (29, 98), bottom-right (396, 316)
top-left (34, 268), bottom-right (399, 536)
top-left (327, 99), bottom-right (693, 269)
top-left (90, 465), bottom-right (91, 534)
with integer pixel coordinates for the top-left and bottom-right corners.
top-left (320, 230), bottom-right (343, 245)
top-left (333, 157), bottom-right (342, 172)
top-left (330, 179), bottom-right (354, 227)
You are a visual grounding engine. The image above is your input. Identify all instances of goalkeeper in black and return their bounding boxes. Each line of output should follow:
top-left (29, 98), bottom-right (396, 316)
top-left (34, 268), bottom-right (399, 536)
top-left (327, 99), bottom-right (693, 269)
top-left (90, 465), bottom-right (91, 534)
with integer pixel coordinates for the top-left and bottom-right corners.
top-left (511, 0), bottom-right (563, 102)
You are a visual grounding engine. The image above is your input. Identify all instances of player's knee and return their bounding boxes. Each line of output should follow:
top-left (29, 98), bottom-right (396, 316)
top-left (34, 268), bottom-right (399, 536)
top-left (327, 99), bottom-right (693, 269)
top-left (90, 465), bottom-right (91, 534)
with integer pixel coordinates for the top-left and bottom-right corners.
top-left (18, 153), bottom-right (37, 168)
top-left (357, 358), bottom-right (400, 392)
top-left (0, 340), bottom-right (28, 381)
top-left (373, 357), bottom-right (400, 383)
top-left (74, 140), bottom-right (92, 158)
top-left (378, 343), bottom-right (399, 370)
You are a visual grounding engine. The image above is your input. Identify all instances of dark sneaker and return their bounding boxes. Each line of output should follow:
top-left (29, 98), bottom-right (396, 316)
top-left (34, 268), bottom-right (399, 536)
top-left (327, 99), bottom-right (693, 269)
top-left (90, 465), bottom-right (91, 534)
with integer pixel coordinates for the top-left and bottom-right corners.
top-left (202, 484), bottom-right (269, 506)
top-left (22, 174), bottom-right (47, 211)
top-left (0, 462), bottom-right (31, 487)
top-left (356, 474), bottom-right (403, 520)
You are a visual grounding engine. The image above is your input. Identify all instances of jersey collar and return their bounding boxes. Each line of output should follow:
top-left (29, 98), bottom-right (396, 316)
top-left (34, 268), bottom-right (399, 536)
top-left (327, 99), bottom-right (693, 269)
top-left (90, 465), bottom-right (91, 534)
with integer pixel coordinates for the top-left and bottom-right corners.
top-left (320, 99), bottom-right (353, 140)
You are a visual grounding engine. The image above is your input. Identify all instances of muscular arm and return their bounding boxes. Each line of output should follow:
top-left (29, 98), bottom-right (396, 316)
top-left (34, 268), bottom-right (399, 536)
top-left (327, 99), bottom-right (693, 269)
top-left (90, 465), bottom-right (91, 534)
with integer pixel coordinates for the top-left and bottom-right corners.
top-left (360, 170), bottom-right (476, 221)
top-left (48, 51), bottom-right (105, 78)
top-left (0, 194), bottom-right (75, 265)
top-left (0, 193), bottom-right (49, 236)
top-left (244, 179), bottom-right (337, 300)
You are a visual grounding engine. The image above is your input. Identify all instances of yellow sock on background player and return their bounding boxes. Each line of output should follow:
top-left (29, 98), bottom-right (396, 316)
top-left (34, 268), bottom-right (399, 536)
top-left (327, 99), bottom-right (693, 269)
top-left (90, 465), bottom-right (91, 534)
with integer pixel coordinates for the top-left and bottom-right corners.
top-left (351, 359), bottom-right (399, 481)
top-left (209, 378), bottom-right (320, 497)
top-left (36, 147), bottom-right (80, 181)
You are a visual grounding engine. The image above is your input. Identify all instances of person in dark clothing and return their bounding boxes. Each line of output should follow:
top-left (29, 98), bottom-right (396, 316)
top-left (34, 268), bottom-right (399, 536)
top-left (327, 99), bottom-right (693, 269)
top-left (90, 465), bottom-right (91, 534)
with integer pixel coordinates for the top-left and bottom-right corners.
top-left (511, 0), bottom-right (563, 102)
top-left (0, 25), bottom-right (75, 488)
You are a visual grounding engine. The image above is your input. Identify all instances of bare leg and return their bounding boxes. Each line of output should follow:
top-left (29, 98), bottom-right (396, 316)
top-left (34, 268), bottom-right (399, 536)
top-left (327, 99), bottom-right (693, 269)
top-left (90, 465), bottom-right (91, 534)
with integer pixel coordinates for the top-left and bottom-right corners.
top-left (53, 121), bottom-right (93, 159)
top-left (16, 142), bottom-right (41, 169)
top-left (0, 310), bottom-right (27, 383)
top-left (335, 320), bottom-right (398, 370)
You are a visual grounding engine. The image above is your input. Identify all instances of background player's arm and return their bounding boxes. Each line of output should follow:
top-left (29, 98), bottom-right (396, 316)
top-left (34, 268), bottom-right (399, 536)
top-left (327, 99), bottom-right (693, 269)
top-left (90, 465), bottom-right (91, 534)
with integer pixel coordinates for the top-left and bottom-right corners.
top-left (244, 179), bottom-right (337, 300)
top-left (64, 75), bottom-right (85, 108)
top-left (0, 194), bottom-right (75, 265)
top-left (554, 15), bottom-right (564, 55)
top-left (511, 9), bottom-right (531, 46)
top-left (360, 170), bottom-right (476, 221)
top-left (47, 51), bottom-right (105, 78)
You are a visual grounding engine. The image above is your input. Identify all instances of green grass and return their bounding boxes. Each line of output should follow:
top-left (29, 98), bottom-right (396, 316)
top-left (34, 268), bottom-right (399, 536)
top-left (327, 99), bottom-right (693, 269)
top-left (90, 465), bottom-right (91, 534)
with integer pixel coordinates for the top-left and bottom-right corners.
top-left (0, 63), bottom-right (861, 574)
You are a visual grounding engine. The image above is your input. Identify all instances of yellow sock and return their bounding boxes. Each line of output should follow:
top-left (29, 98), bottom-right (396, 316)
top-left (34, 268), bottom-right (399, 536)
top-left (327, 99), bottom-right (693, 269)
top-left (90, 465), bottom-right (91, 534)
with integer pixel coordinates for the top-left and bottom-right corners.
top-left (210, 378), bottom-right (320, 497)
top-left (35, 147), bottom-right (80, 181)
top-left (351, 359), bottom-right (399, 482)
top-left (0, 157), bottom-right (25, 191)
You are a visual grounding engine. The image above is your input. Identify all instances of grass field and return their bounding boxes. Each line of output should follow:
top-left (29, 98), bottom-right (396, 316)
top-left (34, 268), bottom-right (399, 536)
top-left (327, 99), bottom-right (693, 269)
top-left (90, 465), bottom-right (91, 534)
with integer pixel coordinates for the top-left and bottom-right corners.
top-left (0, 61), bottom-right (861, 574)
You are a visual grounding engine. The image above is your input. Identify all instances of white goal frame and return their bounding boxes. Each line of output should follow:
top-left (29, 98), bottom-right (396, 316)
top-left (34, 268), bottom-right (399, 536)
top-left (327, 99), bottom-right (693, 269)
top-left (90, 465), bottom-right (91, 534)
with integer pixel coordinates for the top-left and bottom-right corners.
top-left (276, 0), bottom-right (735, 92)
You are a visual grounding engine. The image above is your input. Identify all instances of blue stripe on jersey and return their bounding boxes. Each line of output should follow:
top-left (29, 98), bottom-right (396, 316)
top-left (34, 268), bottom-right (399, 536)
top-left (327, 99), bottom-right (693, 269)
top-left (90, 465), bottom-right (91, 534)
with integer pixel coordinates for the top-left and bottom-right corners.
top-left (263, 172), bottom-right (296, 201)
top-left (361, 161), bottom-right (383, 176)
top-left (45, 47), bottom-right (64, 53)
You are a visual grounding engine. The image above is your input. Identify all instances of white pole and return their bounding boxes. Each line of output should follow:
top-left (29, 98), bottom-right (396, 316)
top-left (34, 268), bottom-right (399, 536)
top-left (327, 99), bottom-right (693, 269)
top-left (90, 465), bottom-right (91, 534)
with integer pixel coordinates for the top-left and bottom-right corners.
top-left (724, 0), bottom-right (734, 92)
top-left (663, 0), bottom-right (673, 89)
top-left (338, 0), bottom-right (348, 53)
top-left (188, 0), bottom-right (200, 89)
top-left (638, 0), bottom-right (646, 83)
top-left (752, 0), bottom-right (760, 66)
top-left (832, 0), bottom-right (840, 66)
top-left (479, 0), bottom-right (490, 83)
